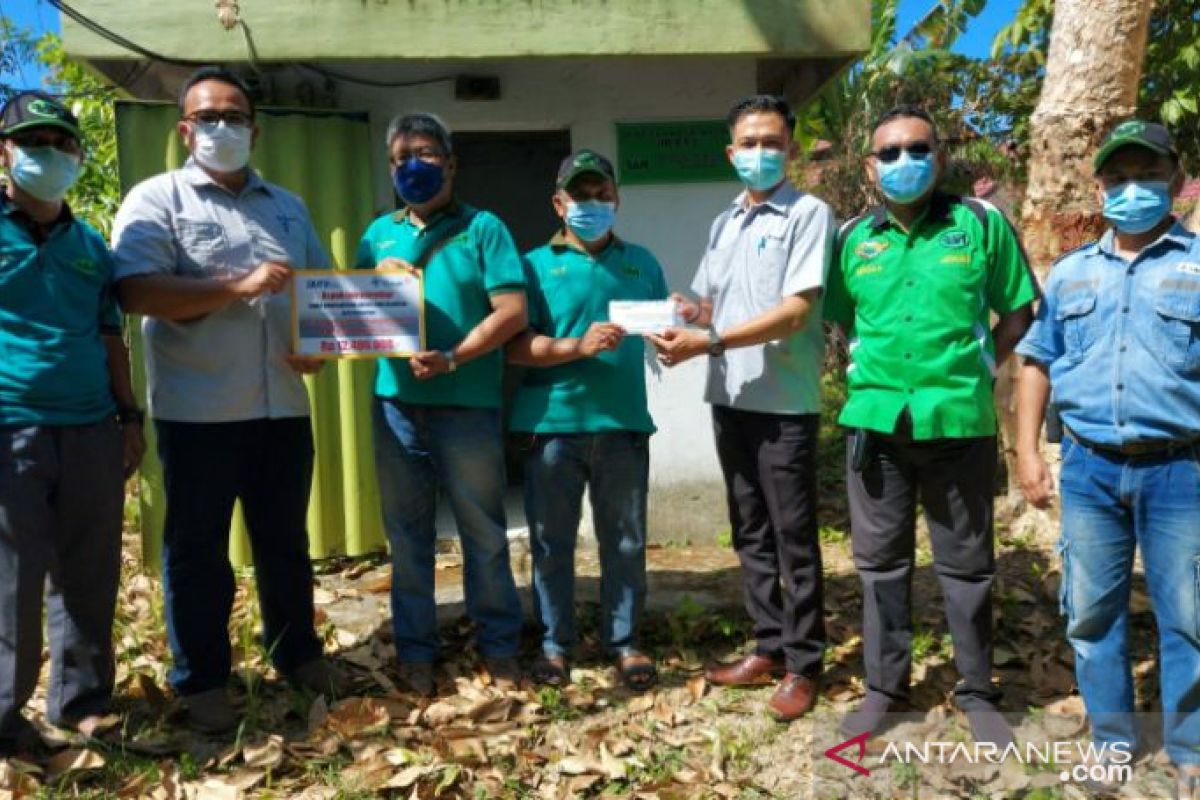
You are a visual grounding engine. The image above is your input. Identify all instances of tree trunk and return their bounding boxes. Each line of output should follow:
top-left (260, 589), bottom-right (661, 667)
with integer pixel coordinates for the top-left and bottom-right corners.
top-left (1021, 0), bottom-right (1154, 273)
top-left (998, 0), bottom-right (1154, 534)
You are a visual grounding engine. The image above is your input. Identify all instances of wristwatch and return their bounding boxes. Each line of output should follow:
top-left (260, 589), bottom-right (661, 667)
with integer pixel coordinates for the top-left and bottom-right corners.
top-left (117, 406), bottom-right (145, 426)
top-left (442, 350), bottom-right (458, 373)
top-left (706, 327), bottom-right (726, 358)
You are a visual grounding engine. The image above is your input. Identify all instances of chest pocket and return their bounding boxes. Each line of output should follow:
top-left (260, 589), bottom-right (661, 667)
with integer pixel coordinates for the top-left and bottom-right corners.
top-left (750, 242), bottom-right (788, 309)
top-left (174, 219), bottom-right (228, 277)
top-left (1055, 291), bottom-right (1099, 362)
top-left (245, 216), bottom-right (299, 266)
top-left (1154, 283), bottom-right (1200, 374)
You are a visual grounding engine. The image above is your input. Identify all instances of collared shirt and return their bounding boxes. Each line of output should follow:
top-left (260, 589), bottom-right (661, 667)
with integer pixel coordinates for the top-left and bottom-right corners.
top-left (0, 192), bottom-right (120, 425)
top-left (690, 181), bottom-right (834, 415)
top-left (111, 158), bottom-right (329, 423)
top-left (826, 193), bottom-right (1038, 439)
top-left (1016, 222), bottom-right (1200, 446)
top-left (510, 232), bottom-right (668, 434)
top-left (354, 202), bottom-right (524, 409)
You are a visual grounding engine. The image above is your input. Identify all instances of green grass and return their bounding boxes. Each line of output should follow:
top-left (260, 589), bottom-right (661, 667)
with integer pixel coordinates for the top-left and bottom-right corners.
top-left (911, 627), bottom-right (938, 662)
top-left (535, 685), bottom-right (581, 723)
top-left (819, 525), bottom-right (848, 544)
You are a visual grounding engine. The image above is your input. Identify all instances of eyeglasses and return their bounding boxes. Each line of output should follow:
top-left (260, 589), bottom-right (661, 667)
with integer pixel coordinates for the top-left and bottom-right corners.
top-left (183, 109), bottom-right (254, 127)
top-left (394, 148), bottom-right (447, 164)
top-left (871, 143), bottom-right (934, 163)
top-left (10, 132), bottom-right (83, 156)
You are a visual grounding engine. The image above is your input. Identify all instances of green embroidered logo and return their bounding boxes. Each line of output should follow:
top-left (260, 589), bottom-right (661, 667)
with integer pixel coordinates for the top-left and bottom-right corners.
top-left (854, 240), bottom-right (889, 260)
top-left (27, 98), bottom-right (66, 120)
top-left (549, 266), bottom-right (568, 278)
top-left (1111, 120), bottom-right (1146, 138)
top-left (622, 264), bottom-right (640, 277)
top-left (68, 257), bottom-right (97, 275)
top-left (940, 231), bottom-right (970, 249)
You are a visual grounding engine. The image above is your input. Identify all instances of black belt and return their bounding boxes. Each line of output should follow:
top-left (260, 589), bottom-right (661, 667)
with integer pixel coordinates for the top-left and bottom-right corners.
top-left (1065, 428), bottom-right (1200, 459)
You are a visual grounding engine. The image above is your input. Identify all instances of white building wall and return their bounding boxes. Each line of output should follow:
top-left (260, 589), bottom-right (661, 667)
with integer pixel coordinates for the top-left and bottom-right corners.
top-left (324, 56), bottom-right (759, 540)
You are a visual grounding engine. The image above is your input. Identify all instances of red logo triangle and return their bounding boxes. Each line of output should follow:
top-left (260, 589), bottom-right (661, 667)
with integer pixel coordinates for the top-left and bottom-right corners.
top-left (824, 731), bottom-right (871, 776)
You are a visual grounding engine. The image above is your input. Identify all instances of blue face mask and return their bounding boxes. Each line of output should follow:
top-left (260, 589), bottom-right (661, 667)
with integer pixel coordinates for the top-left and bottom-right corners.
top-left (1103, 180), bottom-right (1172, 234)
top-left (9, 145), bottom-right (81, 202)
top-left (564, 200), bottom-right (616, 242)
top-left (393, 157), bottom-right (444, 205)
top-left (877, 151), bottom-right (936, 204)
top-left (732, 148), bottom-right (787, 192)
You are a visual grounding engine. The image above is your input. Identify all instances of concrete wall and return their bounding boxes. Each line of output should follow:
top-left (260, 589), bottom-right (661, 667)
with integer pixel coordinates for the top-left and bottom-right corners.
top-left (325, 56), bottom-right (751, 540)
top-left (64, 0), bottom-right (871, 62)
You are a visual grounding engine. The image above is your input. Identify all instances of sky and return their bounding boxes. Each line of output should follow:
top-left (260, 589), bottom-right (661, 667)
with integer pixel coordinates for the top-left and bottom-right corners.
top-left (2, 0), bottom-right (1024, 93)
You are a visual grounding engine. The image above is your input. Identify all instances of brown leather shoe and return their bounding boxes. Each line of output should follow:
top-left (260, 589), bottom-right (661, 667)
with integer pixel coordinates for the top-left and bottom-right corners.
top-left (768, 674), bottom-right (819, 721)
top-left (704, 653), bottom-right (785, 686)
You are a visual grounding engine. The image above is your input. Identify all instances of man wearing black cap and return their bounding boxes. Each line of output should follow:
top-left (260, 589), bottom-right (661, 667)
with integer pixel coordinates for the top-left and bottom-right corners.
top-left (507, 150), bottom-right (669, 691)
top-left (1016, 120), bottom-right (1200, 796)
top-left (0, 91), bottom-right (143, 752)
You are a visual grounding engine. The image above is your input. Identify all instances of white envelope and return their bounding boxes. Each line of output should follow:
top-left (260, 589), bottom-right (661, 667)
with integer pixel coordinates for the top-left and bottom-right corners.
top-left (608, 300), bottom-right (681, 336)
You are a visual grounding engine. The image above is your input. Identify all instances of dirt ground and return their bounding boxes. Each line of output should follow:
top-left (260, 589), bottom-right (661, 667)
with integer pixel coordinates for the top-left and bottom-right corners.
top-left (1, 495), bottom-right (1183, 800)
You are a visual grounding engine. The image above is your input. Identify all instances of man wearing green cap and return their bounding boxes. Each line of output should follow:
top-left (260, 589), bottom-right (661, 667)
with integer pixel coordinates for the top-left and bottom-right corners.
top-left (1016, 119), bottom-right (1200, 797)
top-left (0, 90), bottom-right (143, 754)
top-left (508, 149), bottom-right (669, 692)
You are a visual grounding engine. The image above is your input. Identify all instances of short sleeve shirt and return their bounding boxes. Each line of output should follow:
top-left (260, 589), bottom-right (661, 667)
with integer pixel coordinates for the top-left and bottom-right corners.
top-left (510, 233), bottom-right (669, 434)
top-left (0, 194), bottom-right (120, 425)
top-left (111, 159), bottom-right (330, 423)
top-left (1016, 223), bottom-right (1200, 445)
top-left (354, 203), bottom-right (524, 409)
top-left (690, 182), bottom-right (835, 415)
top-left (825, 194), bottom-right (1038, 439)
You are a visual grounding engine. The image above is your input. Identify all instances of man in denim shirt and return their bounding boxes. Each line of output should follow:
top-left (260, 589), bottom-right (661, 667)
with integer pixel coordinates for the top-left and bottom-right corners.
top-left (1016, 121), bottom-right (1200, 797)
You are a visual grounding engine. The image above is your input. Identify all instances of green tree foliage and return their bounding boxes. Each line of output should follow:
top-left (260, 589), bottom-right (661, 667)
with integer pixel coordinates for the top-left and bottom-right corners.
top-left (1139, 0), bottom-right (1200, 171)
top-left (793, 0), bottom-right (1004, 219)
top-left (977, 0), bottom-right (1200, 174)
top-left (1, 25), bottom-right (119, 235)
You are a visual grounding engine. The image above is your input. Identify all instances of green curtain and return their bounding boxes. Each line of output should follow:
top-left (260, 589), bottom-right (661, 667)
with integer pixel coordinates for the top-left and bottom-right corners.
top-left (114, 101), bottom-right (386, 568)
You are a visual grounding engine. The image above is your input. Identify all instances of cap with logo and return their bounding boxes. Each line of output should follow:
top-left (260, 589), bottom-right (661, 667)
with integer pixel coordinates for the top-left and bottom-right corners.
top-left (0, 91), bottom-right (83, 142)
top-left (1093, 120), bottom-right (1176, 172)
top-left (556, 149), bottom-right (616, 189)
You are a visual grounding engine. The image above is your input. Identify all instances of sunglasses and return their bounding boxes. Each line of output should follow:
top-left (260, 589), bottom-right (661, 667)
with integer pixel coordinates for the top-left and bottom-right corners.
top-left (183, 109), bottom-right (254, 127)
top-left (10, 133), bottom-right (83, 156)
top-left (871, 143), bottom-right (934, 163)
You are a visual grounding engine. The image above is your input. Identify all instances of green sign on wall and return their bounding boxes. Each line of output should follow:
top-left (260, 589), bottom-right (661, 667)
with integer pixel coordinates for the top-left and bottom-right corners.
top-left (616, 120), bottom-right (735, 185)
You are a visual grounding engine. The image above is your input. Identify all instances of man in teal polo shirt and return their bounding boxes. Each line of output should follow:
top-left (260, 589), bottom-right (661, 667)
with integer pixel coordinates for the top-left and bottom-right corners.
top-left (356, 112), bottom-right (527, 695)
top-left (0, 91), bottom-right (143, 754)
top-left (825, 105), bottom-right (1037, 743)
top-left (508, 150), bottom-right (667, 692)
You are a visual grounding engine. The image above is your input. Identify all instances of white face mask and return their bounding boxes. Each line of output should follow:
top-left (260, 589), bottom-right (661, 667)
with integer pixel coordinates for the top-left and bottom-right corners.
top-left (190, 121), bottom-right (252, 173)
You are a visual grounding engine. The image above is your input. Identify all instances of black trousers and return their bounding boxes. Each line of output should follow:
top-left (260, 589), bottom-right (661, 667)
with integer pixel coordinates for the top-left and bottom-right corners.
top-left (712, 405), bottom-right (825, 677)
top-left (0, 421), bottom-right (123, 751)
top-left (846, 418), bottom-right (999, 707)
top-left (157, 417), bottom-right (323, 696)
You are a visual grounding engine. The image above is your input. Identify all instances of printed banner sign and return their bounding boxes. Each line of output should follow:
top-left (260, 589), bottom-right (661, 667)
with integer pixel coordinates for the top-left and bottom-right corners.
top-left (292, 270), bottom-right (424, 358)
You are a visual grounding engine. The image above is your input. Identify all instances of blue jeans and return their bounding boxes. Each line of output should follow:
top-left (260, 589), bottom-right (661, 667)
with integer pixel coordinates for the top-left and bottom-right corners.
top-left (524, 431), bottom-right (649, 658)
top-left (157, 418), bottom-right (322, 696)
top-left (372, 400), bottom-right (522, 662)
top-left (1058, 436), bottom-right (1200, 765)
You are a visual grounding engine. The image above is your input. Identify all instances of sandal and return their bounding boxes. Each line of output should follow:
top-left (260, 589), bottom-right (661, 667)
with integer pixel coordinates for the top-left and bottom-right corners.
top-left (531, 654), bottom-right (570, 687)
top-left (617, 650), bottom-right (658, 693)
